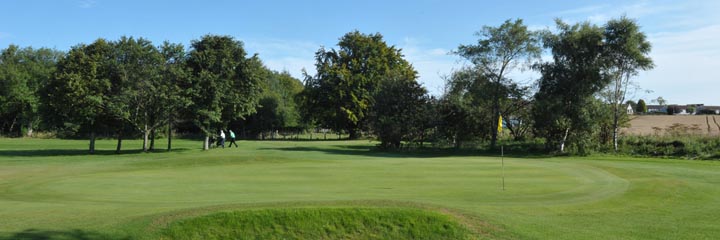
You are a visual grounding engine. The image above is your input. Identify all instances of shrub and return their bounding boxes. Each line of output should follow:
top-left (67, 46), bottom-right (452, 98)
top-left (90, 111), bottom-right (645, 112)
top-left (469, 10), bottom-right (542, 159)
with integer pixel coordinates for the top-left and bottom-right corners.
top-left (619, 135), bottom-right (720, 159)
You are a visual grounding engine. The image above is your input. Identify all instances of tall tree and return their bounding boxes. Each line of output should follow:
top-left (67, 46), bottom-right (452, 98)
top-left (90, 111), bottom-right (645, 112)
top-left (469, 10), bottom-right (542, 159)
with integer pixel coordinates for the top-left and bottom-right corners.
top-left (186, 35), bottom-right (262, 150)
top-left (109, 36), bottom-right (165, 152)
top-left (0, 45), bottom-right (63, 137)
top-left (244, 70), bottom-right (303, 139)
top-left (456, 19), bottom-right (542, 149)
top-left (437, 68), bottom-right (491, 148)
top-left (301, 31), bottom-right (416, 139)
top-left (159, 41), bottom-right (191, 151)
top-left (636, 99), bottom-right (647, 114)
top-left (602, 17), bottom-right (654, 151)
top-left (43, 39), bottom-right (116, 153)
top-left (533, 20), bottom-right (608, 154)
top-left (370, 71), bottom-right (428, 149)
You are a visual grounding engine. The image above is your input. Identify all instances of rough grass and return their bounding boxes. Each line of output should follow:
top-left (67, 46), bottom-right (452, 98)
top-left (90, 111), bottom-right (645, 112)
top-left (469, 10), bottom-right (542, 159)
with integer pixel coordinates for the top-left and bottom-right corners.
top-left (158, 208), bottom-right (474, 240)
top-left (1, 138), bottom-right (719, 239)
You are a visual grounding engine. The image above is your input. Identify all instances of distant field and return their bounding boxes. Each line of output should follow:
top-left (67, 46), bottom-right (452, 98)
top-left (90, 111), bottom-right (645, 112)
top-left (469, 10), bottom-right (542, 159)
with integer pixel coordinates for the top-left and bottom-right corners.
top-left (623, 115), bottom-right (720, 136)
top-left (1, 138), bottom-right (719, 239)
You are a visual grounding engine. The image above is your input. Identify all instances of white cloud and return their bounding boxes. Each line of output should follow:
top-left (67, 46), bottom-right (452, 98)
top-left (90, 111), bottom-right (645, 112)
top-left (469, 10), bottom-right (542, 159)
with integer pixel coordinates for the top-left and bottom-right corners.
top-left (78, 0), bottom-right (97, 9)
top-left (399, 38), bottom-right (460, 96)
top-left (554, 4), bottom-right (608, 16)
top-left (555, 0), bottom-right (678, 25)
top-left (649, 25), bottom-right (720, 57)
top-left (554, 0), bottom-right (720, 105)
top-left (244, 38), bottom-right (321, 80)
top-left (636, 24), bottom-right (720, 104)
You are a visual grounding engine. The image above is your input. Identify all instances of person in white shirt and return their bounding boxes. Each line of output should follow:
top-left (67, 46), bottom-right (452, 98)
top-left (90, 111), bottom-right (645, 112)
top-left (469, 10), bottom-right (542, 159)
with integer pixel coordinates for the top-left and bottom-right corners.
top-left (219, 129), bottom-right (226, 148)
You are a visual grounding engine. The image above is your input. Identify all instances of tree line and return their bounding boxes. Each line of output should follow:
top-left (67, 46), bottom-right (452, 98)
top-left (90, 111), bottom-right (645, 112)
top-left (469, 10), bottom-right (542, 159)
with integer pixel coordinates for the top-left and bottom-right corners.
top-left (0, 17), bottom-right (653, 154)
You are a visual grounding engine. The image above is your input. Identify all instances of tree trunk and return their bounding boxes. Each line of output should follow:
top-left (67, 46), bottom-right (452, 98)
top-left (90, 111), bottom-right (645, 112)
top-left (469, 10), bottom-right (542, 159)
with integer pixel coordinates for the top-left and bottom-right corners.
top-left (115, 131), bottom-right (123, 154)
top-left (89, 131), bottom-right (96, 154)
top-left (454, 133), bottom-right (461, 149)
top-left (348, 128), bottom-right (359, 140)
top-left (149, 129), bottom-right (156, 151)
top-left (167, 121), bottom-right (172, 151)
top-left (9, 117), bottom-right (17, 136)
top-left (560, 127), bottom-right (570, 153)
top-left (203, 136), bottom-right (210, 150)
top-left (612, 103), bottom-right (620, 152)
top-left (26, 121), bottom-right (33, 138)
top-left (142, 124), bottom-right (149, 152)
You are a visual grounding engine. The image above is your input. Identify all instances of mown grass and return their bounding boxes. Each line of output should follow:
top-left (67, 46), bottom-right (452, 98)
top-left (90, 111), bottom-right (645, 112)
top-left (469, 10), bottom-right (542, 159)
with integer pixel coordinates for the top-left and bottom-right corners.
top-left (0, 138), bottom-right (719, 239)
top-left (158, 208), bottom-right (474, 240)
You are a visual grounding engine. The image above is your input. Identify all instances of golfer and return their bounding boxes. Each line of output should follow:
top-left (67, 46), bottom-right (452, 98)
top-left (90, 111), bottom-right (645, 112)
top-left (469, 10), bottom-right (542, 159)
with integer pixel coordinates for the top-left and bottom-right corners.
top-left (228, 129), bottom-right (238, 148)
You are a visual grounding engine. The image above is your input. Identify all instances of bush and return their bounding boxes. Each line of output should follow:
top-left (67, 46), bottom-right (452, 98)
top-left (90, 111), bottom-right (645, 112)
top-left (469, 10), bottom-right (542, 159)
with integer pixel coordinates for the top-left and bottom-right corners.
top-left (619, 135), bottom-right (720, 159)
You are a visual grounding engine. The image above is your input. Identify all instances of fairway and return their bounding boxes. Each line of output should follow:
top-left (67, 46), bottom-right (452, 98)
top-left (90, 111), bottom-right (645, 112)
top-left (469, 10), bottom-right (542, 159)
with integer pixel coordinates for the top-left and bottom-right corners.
top-left (1, 139), bottom-right (719, 239)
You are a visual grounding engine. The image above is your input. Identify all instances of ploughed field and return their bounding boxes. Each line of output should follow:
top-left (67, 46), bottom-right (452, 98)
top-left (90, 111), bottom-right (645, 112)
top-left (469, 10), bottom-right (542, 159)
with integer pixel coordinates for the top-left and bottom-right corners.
top-left (624, 115), bottom-right (720, 136)
top-left (0, 138), bottom-right (718, 239)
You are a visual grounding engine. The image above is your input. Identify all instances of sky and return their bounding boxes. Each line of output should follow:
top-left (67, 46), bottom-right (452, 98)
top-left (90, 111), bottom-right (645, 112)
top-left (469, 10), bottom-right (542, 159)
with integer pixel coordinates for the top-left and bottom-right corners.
top-left (1, 0), bottom-right (718, 105)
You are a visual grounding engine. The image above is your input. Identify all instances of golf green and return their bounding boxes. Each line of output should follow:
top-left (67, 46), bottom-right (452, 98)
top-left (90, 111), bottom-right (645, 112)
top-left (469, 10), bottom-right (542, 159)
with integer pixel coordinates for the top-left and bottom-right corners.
top-left (0, 138), bottom-right (718, 239)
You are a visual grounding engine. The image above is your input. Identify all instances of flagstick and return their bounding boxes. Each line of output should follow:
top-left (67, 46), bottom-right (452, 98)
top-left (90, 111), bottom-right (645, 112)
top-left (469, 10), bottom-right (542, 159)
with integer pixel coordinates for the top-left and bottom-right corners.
top-left (501, 145), bottom-right (505, 191)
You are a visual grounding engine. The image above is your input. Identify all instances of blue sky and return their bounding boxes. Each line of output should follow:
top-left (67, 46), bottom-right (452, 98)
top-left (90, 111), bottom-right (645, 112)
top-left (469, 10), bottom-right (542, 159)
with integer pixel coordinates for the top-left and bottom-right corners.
top-left (2, 0), bottom-right (718, 104)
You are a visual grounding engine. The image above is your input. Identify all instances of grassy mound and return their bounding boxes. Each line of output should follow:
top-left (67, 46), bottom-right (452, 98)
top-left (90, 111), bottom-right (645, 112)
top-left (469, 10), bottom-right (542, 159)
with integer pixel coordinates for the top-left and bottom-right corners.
top-left (158, 208), bottom-right (474, 240)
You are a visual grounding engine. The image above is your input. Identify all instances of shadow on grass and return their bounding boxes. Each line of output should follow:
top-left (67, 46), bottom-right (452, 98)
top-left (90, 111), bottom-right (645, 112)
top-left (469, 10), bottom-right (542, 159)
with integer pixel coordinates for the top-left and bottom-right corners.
top-left (258, 145), bottom-right (551, 159)
top-left (0, 229), bottom-right (131, 240)
top-left (0, 148), bottom-right (191, 158)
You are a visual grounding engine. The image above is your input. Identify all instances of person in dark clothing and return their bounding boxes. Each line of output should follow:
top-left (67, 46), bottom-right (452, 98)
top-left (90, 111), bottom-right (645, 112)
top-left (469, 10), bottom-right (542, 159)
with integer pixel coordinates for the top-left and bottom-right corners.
top-left (228, 130), bottom-right (238, 148)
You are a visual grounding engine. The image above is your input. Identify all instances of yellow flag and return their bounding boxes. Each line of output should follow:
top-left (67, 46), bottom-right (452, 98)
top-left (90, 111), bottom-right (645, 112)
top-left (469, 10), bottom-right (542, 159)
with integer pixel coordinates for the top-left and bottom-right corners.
top-left (497, 115), bottom-right (503, 134)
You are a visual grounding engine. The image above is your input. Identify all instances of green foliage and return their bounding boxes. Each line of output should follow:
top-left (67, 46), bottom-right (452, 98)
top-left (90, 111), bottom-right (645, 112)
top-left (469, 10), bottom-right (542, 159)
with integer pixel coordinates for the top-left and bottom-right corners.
top-left (456, 19), bottom-right (542, 148)
top-left (301, 31), bottom-right (416, 139)
top-left (533, 20), bottom-right (608, 154)
top-left (602, 16), bottom-right (654, 151)
top-left (370, 73), bottom-right (430, 149)
top-left (0, 45), bottom-right (63, 136)
top-left (243, 71), bottom-right (303, 138)
top-left (43, 39), bottom-right (116, 137)
top-left (159, 208), bottom-right (473, 240)
top-left (620, 135), bottom-right (720, 159)
top-left (186, 35), bottom-right (263, 145)
top-left (437, 67), bottom-right (494, 147)
top-left (636, 99), bottom-right (647, 113)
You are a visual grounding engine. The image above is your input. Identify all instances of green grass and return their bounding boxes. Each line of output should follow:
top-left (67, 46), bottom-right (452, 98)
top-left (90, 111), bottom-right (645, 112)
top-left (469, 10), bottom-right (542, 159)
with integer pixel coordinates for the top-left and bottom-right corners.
top-left (0, 138), bottom-right (719, 239)
top-left (159, 208), bottom-right (474, 240)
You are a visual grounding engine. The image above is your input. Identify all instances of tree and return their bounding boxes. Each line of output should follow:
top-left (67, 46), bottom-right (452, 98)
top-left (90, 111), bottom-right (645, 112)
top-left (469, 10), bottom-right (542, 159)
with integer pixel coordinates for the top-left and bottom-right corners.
top-left (533, 20), bottom-right (608, 154)
top-left (109, 37), bottom-right (166, 152)
top-left (301, 31), bottom-right (416, 139)
top-left (636, 99), bottom-right (647, 114)
top-left (370, 71), bottom-right (428, 149)
top-left (43, 39), bottom-right (116, 153)
top-left (186, 35), bottom-right (262, 150)
top-left (653, 96), bottom-right (666, 106)
top-left (602, 16), bottom-right (654, 151)
top-left (244, 70), bottom-right (303, 139)
top-left (456, 19), bottom-right (542, 149)
top-left (159, 41), bottom-right (192, 151)
top-left (0, 45), bottom-right (63, 137)
top-left (437, 68), bottom-right (491, 148)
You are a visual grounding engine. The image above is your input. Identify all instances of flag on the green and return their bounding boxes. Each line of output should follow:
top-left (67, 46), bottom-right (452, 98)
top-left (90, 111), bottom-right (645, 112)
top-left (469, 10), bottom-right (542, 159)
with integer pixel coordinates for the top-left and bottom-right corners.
top-left (498, 115), bottom-right (503, 134)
